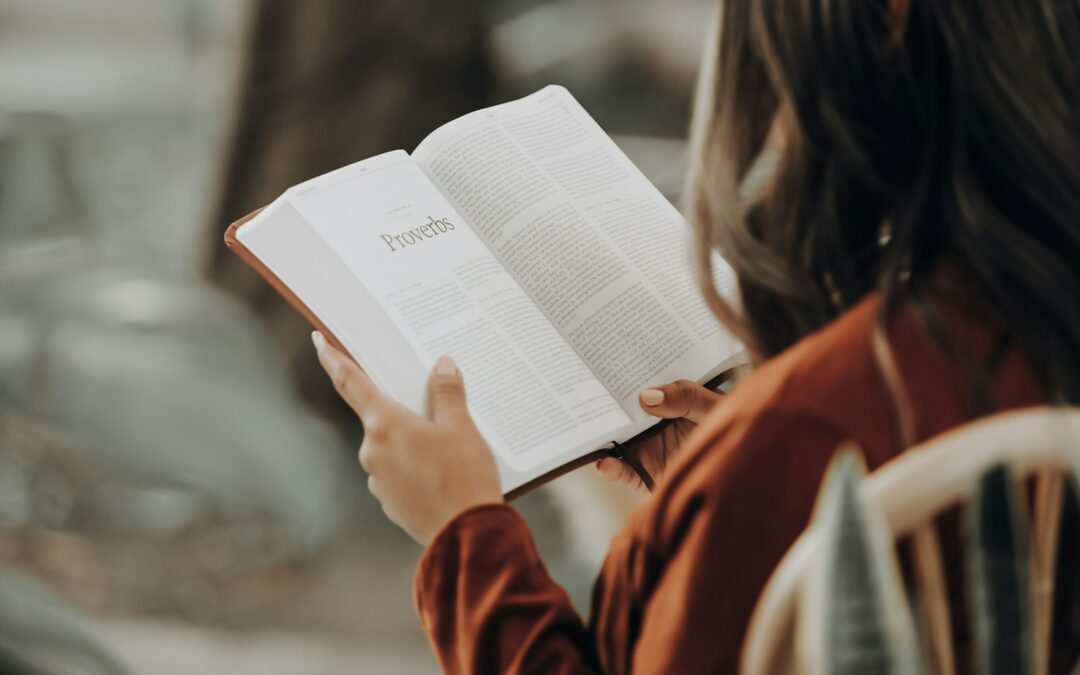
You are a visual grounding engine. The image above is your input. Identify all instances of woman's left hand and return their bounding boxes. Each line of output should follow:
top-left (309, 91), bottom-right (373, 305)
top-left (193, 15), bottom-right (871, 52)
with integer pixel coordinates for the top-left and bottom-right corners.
top-left (312, 331), bottom-right (502, 545)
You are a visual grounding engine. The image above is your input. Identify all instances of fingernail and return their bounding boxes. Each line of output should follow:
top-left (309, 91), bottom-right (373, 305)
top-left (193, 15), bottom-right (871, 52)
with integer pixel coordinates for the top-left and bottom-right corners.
top-left (641, 388), bottom-right (665, 406)
top-left (312, 331), bottom-right (326, 351)
top-left (435, 355), bottom-right (457, 375)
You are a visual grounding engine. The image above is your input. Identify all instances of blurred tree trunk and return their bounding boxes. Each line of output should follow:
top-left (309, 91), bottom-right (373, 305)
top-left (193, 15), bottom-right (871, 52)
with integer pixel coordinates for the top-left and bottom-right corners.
top-left (207, 0), bottom-right (493, 410)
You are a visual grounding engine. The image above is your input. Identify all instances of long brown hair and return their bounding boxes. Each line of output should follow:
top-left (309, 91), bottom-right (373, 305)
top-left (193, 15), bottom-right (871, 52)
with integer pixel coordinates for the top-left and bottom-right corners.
top-left (688, 0), bottom-right (1080, 405)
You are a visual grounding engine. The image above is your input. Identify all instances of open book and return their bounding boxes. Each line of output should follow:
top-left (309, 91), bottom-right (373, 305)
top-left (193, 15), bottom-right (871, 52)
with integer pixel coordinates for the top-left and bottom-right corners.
top-left (225, 85), bottom-right (743, 498)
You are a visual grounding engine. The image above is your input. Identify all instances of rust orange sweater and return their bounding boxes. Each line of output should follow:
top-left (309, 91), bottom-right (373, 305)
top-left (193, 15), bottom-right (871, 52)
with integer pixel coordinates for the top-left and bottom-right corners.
top-left (414, 294), bottom-right (1077, 673)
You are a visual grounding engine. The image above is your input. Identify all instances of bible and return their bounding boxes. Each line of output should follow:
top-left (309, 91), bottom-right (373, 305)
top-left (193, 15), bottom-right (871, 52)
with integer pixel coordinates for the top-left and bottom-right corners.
top-left (225, 85), bottom-right (744, 498)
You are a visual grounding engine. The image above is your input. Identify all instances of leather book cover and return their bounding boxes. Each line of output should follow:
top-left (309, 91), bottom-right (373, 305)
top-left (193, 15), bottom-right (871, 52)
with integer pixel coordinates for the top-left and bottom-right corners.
top-left (224, 208), bottom-right (350, 357)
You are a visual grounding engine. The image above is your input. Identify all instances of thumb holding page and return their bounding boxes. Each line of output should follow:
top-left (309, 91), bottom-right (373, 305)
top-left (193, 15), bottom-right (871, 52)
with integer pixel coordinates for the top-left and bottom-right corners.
top-left (426, 355), bottom-right (469, 423)
top-left (639, 380), bottom-right (724, 424)
top-left (596, 380), bottom-right (726, 493)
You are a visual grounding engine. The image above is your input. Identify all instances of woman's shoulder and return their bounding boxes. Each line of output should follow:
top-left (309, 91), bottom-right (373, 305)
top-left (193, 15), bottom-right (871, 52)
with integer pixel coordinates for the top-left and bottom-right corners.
top-left (691, 293), bottom-right (898, 468)
top-left (632, 287), bottom-right (1042, 555)
top-left (632, 294), bottom-right (900, 551)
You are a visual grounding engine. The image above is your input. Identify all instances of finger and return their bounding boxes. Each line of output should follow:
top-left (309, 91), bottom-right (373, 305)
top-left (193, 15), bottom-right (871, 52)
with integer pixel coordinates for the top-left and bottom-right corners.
top-left (426, 355), bottom-right (468, 423)
top-left (313, 331), bottom-right (381, 418)
top-left (357, 405), bottom-right (407, 471)
top-left (595, 458), bottom-right (648, 494)
top-left (367, 474), bottom-right (381, 500)
top-left (358, 441), bottom-right (375, 473)
top-left (639, 379), bottom-right (724, 423)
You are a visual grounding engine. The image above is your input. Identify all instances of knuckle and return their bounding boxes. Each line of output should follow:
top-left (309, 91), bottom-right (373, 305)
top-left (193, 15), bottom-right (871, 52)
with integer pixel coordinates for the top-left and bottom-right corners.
top-left (364, 425), bottom-right (388, 445)
top-left (363, 413), bottom-right (389, 443)
top-left (673, 379), bottom-right (697, 392)
top-left (358, 443), bottom-right (375, 472)
top-left (430, 378), bottom-right (464, 397)
top-left (673, 380), bottom-right (702, 416)
top-left (673, 379), bottom-right (697, 401)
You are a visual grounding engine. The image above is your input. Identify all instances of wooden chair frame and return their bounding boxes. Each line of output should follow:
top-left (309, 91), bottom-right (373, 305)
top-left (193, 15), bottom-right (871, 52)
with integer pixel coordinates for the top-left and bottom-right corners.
top-left (740, 406), bottom-right (1080, 675)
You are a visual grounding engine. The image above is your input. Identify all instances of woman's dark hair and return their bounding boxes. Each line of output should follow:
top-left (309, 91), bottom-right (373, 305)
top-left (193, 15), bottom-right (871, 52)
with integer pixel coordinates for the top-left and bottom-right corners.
top-left (689, 0), bottom-right (1080, 407)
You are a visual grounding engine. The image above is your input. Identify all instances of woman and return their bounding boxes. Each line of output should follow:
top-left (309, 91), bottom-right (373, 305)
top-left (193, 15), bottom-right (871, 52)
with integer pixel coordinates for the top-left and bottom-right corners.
top-left (313, 0), bottom-right (1080, 672)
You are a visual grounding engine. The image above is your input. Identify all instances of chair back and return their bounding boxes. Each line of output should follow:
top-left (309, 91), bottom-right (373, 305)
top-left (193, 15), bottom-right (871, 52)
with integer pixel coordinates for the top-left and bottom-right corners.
top-left (740, 406), bottom-right (1080, 675)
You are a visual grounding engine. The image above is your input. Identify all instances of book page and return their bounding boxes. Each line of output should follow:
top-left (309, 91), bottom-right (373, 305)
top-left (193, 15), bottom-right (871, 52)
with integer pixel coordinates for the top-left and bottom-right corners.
top-left (235, 194), bottom-right (431, 410)
top-left (413, 87), bottom-right (743, 430)
top-left (282, 151), bottom-right (631, 475)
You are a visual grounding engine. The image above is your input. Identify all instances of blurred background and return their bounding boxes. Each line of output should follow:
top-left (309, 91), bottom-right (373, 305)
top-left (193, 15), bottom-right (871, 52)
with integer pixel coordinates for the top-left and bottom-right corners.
top-left (0, 1), bottom-right (714, 672)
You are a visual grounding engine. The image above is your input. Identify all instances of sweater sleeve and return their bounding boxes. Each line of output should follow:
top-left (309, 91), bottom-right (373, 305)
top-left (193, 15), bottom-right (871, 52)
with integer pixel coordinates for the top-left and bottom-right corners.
top-left (415, 503), bottom-right (600, 675)
top-left (624, 409), bottom-right (851, 673)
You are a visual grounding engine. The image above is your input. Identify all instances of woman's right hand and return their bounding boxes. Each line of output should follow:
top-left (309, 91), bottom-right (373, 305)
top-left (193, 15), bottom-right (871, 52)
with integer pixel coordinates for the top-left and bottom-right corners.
top-left (595, 380), bottom-right (725, 493)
